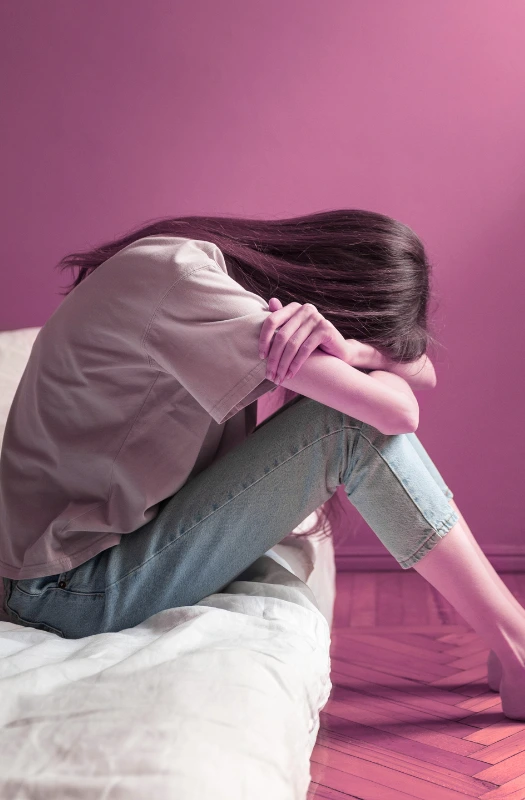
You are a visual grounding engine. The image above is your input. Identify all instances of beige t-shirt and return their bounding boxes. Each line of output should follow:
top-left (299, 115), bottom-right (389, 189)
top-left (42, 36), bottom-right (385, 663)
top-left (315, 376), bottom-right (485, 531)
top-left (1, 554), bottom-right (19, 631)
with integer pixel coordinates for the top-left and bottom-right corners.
top-left (0, 236), bottom-right (278, 579)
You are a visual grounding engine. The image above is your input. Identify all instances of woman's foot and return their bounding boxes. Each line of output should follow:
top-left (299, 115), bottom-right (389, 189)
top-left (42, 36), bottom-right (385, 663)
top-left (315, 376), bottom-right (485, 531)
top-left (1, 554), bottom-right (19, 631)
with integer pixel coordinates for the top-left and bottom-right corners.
top-left (487, 649), bottom-right (502, 692)
top-left (500, 655), bottom-right (525, 720)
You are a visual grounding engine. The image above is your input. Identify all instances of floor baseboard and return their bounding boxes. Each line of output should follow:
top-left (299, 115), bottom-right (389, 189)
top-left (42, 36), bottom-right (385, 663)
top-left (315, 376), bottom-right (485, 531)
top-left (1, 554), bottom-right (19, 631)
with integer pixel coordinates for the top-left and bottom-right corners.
top-left (335, 544), bottom-right (525, 572)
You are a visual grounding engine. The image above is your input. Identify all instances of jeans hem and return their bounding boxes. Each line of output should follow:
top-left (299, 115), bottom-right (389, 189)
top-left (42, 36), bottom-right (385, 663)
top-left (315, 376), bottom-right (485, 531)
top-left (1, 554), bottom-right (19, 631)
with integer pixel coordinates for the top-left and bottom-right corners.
top-left (397, 509), bottom-right (460, 570)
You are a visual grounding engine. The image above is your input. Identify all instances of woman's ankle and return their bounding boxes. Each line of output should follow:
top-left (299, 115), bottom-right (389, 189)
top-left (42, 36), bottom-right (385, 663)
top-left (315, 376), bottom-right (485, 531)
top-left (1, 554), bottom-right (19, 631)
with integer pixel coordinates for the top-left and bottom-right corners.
top-left (496, 631), bottom-right (525, 676)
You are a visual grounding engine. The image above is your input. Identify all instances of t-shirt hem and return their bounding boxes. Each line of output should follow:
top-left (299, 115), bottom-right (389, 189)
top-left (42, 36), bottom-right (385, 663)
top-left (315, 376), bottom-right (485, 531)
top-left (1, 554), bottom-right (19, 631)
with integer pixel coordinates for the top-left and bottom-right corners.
top-left (0, 533), bottom-right (122, 581)
top-left (209, 360), bottom-right (276, 425)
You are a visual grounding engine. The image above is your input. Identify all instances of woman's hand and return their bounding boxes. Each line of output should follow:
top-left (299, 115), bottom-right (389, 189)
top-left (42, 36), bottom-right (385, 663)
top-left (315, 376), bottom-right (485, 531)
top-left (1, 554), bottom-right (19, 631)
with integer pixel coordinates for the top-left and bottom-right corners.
top-left (259, 297), bottom-right (350, 384)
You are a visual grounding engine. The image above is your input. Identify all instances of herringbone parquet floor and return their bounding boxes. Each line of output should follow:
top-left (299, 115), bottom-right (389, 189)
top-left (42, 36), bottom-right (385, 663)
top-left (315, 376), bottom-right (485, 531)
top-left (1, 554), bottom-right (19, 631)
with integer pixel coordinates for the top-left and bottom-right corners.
top-left (308, 570), bottom-right (525, 800)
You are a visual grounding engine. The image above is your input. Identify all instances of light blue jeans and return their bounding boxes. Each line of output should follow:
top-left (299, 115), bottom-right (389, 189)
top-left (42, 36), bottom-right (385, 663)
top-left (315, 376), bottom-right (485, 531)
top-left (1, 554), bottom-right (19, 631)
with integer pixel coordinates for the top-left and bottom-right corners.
top-left (2, 395), bottom-right (459, 639)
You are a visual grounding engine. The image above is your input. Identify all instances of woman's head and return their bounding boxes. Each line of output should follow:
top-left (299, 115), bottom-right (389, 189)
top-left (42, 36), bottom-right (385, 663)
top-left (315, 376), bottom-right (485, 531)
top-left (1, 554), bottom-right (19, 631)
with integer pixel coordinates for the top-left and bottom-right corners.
top-left (57, 208), bottom-right (436, 363)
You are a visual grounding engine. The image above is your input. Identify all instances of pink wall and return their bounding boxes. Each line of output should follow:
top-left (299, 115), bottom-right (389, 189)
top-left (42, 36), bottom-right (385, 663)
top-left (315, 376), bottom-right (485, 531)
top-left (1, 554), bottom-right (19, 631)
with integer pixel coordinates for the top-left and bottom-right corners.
top-left (1, 0), bottom-right (524, 560)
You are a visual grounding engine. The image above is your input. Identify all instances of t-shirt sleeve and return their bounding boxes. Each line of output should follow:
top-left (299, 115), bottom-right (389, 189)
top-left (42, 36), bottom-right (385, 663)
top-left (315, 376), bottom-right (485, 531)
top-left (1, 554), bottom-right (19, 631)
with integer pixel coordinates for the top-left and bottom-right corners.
top-left (142, 260), bottom-right (278, 424)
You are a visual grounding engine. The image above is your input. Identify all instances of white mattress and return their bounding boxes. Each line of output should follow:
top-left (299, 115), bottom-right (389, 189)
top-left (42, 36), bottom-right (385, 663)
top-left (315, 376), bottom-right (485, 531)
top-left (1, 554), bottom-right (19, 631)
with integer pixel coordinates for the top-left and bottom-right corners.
top-left (0, 327), bottom-right (335, 799)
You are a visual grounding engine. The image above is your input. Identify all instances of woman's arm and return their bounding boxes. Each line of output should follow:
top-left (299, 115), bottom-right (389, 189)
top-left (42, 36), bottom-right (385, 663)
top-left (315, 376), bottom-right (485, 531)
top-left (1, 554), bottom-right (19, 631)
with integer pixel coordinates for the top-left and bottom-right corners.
top-left (344, 340), bottom-right (437, 391)
top-left (386, 354), bottom-right (436, 390)
top-left (278, 349), bottom-right (419, 435)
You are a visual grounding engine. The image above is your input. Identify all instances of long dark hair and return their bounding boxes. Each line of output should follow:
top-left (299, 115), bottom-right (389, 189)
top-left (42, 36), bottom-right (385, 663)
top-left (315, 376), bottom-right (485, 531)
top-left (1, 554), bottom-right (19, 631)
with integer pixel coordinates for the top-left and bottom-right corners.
top-left (55, 209), bottom-right (439, 543)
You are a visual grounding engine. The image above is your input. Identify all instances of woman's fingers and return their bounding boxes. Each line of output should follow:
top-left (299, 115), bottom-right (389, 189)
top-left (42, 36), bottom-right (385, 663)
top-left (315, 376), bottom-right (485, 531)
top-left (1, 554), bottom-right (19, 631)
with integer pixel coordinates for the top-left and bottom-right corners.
top-left (260, 298), bottom-right (338, 385)
top-left (259, 300), bottom-right (300, 358)
top-left (264, 304), bottom-right (321, 382)
top-left (265, 316), bottom-right (315, 382)
top-left (274, 324), bottom-right (328, 383)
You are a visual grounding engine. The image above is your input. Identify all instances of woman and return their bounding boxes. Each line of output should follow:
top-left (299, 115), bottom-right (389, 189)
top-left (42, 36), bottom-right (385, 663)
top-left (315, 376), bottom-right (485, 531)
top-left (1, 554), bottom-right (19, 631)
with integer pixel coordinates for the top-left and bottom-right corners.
top-left (1, 209), bottom-right (524, 719)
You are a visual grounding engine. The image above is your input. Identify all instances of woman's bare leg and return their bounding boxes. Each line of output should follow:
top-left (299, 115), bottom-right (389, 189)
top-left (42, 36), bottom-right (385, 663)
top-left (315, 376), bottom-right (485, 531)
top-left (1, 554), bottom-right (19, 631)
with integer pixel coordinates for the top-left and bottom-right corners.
top-left (412, 514), bottom-right (525, 720)
top-left (448, 498), bottom-right (525, 692)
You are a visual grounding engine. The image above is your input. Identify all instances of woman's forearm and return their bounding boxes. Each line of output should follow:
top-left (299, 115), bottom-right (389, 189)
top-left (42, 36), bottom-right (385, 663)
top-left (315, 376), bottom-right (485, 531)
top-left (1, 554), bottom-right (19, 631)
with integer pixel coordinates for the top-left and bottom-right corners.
top-left (386, 354), bottom-right (436, 390)
top-left (344, 340), bottom-right (437, 390)
top-left (367, 368), bottom-right (418, 401)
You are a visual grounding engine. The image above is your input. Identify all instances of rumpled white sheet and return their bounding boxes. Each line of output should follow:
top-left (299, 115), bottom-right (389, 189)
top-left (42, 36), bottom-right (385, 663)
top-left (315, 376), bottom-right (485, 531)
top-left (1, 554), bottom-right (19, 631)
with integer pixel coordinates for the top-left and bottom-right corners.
top-left (0, 327), bottom-right (335, 800)
top-left (0, 543), bottom-right (334, 800)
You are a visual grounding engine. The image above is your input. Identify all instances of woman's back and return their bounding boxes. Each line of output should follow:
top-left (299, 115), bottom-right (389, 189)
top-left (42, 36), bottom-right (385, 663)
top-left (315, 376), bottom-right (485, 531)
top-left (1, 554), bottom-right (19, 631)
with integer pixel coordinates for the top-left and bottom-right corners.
top-left (0, 236), bottom-right (276, 580)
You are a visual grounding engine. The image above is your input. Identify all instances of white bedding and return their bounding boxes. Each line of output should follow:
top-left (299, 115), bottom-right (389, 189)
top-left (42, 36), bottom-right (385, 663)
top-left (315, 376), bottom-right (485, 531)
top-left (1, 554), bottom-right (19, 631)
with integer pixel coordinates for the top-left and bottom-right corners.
top-left (0, 327), bottom-right (335, 799)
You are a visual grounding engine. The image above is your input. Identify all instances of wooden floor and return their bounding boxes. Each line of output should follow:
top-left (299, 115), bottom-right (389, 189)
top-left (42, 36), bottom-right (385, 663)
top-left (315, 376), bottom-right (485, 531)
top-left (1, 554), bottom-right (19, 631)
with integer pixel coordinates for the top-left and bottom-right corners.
top-left (308, 571), bottom-right (525, 800)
